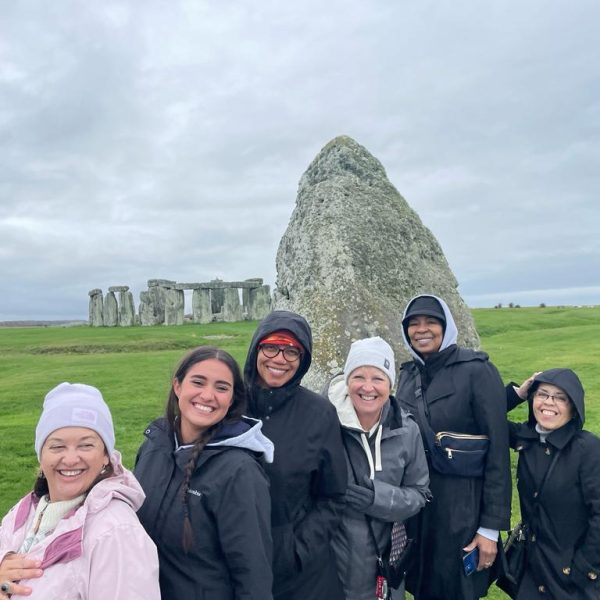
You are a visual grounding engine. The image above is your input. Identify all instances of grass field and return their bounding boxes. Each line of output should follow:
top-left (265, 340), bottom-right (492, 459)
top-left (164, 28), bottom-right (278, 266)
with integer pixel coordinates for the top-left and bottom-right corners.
top-left (1, 306), bottom-right (598, 599)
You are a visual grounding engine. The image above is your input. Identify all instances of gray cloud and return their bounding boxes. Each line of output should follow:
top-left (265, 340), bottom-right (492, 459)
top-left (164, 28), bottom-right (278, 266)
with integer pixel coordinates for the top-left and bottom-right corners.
top-left (1, 0), bottom-right (599, 320)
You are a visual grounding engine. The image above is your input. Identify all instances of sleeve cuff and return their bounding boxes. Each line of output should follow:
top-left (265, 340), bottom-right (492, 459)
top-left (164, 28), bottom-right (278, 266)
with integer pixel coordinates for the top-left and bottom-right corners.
top-left (477, 526), bottom-right (499, 541)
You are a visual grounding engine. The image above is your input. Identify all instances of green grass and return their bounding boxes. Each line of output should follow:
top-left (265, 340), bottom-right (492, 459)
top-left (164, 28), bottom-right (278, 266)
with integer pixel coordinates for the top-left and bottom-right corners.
top-left (0, 321), bottom-right (257, 514)
top-left (1, 307), bottom-right (599, 600)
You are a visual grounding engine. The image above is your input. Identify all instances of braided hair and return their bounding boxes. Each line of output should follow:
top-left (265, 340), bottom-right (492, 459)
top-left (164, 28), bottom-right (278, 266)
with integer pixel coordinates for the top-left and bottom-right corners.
top-left (166, 346), bottom-right (247, 551)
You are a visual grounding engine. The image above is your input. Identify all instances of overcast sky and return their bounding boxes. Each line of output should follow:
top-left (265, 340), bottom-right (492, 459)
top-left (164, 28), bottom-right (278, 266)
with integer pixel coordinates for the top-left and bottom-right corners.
top-left (1, 1), bottom-right (599, 321)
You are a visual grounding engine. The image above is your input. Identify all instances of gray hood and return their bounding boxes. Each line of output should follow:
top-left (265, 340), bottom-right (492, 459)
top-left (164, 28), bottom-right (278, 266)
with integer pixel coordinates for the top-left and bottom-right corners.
top-left (401, 294), bottom-right (458, 364)
top-left (207, 416), bottom-right (275, 462)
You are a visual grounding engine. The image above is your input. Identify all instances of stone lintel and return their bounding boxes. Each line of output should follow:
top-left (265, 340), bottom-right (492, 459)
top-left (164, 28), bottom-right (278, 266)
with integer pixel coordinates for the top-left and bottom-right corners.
top-left (108, 286), bottom-right (130, 293)
top-left (174, 281), bottom-right (263, 290)
top-left (147, 279), bottom-right (177, 287)
top-left (174, 283), bottom-right (203, 290)
top-left (88, 288), bottom-right (103, 296)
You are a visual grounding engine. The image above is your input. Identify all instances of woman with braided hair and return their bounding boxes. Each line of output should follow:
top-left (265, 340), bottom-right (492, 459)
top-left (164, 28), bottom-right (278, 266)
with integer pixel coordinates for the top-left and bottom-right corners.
top-left (134, 346), bottom-right (274, 599)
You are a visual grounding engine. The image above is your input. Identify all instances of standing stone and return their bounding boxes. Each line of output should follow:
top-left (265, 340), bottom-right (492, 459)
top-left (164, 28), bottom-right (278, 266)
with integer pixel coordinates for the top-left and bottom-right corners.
top-left (164, 287), bottom-right (184, 325)
top-left (119, 290), bottom-right (135, 326)
top-left (210, 278), bottom-right (225, 314)
top-left (223, 288), bottom-right (243, 322)
top-left (242, 278), bottom-right (263, 316)
top-left (273, 135), bottom-right (479, 391)
top-left (248, 285), bottom-right (272, 320)
top-left (139, 291), bottom-right (158, 326)
top-left (147, 279), bottom-right (176, 325)
top-left (103, 291), bottom-right (119, 327)
top-left (192, 289), bottom-right (212, 323)
top-left (88, 289), bottom-right (104, 327)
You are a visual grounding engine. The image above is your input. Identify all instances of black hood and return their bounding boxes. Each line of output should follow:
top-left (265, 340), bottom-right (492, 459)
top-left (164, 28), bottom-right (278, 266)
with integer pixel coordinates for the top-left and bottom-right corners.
top-left (528, 368), bottom-right (585, 428)
top-left (244, 310), bottom-right (313, 390)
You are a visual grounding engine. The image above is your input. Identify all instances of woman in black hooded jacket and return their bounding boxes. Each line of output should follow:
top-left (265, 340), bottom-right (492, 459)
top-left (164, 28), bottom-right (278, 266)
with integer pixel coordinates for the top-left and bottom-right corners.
top-left (244, 310), bottom-right (347, 600)
top-left (504, 368), bottom-right (600, 599)
top-left (397, 294), bottom-right (511, 600)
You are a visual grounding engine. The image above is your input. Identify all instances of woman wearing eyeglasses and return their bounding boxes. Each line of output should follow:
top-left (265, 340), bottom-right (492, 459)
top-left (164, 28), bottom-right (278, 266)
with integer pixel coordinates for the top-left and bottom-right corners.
top-left (501, 369), bottom-right (600, 599)
top-left (244, 310), bottom-right (347, 600)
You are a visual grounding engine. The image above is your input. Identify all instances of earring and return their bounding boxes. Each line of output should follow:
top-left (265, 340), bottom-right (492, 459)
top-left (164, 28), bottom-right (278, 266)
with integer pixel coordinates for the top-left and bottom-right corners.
top-left (100, 465), bottom-right (108, 475)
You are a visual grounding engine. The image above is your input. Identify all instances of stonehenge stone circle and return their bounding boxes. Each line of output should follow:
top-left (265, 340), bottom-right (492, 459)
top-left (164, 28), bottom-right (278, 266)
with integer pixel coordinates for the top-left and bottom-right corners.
top-left (274, 135), bottom-right (479, 392)
top-left (89, 278), bottom-right (271, 326)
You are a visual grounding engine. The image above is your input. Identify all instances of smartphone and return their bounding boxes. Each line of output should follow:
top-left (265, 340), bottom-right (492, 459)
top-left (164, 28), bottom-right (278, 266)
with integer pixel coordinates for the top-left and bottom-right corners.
top-left (463, 548), bottom-right (479, 576)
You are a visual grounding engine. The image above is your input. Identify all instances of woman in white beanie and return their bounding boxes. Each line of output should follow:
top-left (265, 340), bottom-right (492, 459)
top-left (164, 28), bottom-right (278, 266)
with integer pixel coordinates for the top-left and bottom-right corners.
top-left (0, 382), bottom-right (160, 599)
top-left (326, 336), bottom-right (430, 600)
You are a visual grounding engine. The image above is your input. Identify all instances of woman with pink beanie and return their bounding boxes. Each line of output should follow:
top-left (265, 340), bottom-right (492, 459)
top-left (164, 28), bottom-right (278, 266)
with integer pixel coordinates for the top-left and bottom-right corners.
top-left (0, 382), bottom-right (160, 599)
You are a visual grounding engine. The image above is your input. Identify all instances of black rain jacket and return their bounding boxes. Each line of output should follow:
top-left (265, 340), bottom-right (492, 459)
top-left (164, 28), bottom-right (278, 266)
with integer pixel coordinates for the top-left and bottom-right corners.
top-left (507, 368), bottom-right (600, 599)
top-left (134, 417), bottom-right (273, 600)
top-left (244, 310), bottom-right (347, 600)
top-left (397, 294), bottom-right (511, 600)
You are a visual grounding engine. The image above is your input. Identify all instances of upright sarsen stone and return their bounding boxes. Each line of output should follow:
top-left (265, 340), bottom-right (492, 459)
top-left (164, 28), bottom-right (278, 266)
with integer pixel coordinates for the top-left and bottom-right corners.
top-left (88, 289), bottom-right (104, 327)
top-left (164, 287), bottom-right (184, 325)
top-left (147, 279), bottom-right (175, 325)
top-left (223, 288), bottom-right (243, 322)
top-left (192, 289), bottom-right (212, 324)
top-left (118, 289), bottom-right (135, 327)
top-left (210, 278), bottom-right (225, 314)
top-left (248, 285), bottom-right (271, 320)
top-left (274, 135), bottom-right (479, 391)
top-left (139, 291), bottom-right (157, 326)
top-left (103, 291), bottom-right (119, 327)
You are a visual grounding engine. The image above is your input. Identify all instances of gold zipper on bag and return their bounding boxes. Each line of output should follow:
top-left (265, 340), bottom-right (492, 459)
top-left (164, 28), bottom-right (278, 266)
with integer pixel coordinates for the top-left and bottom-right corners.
top-left (435, 432), bottom-right (489, 459)
top-left (435, 431), bottom-right (489, 441)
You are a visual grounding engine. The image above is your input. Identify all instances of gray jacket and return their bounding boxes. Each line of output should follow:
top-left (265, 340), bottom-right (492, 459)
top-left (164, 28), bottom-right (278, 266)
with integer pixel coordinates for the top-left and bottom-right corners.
top-left (327, 375), bottom-right (430, 600)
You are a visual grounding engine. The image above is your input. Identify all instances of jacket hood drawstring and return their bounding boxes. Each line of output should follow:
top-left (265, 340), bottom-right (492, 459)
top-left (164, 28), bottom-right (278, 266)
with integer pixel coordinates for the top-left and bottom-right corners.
top-left (359, 424), bottom-right (383, 480)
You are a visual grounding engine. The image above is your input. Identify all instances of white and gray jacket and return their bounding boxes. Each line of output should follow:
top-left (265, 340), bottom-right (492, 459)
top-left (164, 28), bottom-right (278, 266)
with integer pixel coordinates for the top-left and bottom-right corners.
top-left (327, 375), bottom-right (430, 600)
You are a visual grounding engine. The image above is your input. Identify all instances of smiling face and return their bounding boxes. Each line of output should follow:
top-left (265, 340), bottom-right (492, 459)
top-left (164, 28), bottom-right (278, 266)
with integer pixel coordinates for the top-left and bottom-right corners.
top-left (40, 427), bottom-right (109, 502)
top-left (532, 383), bottom-right (573, 431)
top-left (174, 358), bottom-right (234, 443)
top-left (256, 344), bottom-right (301, 388)
top-left (347, 366), bottom-right (391, 431)
top-left (406, 315), bottom-right (444, 356)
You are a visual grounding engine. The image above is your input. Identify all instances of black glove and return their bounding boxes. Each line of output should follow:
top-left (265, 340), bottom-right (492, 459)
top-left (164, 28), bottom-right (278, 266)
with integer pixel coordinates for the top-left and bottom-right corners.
top-left (345, 476), bottom-right (375, 511)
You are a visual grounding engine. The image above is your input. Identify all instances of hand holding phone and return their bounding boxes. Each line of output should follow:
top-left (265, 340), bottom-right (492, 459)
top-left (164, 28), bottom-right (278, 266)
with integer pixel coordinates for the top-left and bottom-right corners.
top-left (463, 547), bottom-right (479, 576)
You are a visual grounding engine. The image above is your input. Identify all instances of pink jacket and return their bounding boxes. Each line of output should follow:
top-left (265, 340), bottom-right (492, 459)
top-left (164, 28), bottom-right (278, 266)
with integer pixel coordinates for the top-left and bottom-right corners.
top-left (0, 452), bottom-right (160, 599)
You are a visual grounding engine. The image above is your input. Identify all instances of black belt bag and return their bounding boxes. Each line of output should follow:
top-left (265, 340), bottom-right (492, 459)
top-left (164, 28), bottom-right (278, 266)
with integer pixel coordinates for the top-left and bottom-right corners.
top-left (414, 374), bottom-right (489, 477)
top-left (429, 431), bottom-right (489, 477)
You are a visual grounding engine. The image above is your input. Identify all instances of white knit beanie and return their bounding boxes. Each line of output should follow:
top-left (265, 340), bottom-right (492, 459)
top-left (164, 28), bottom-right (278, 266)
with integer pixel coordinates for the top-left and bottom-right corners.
top-left (343, 336), bottom-right (396, 387)
top-left (35, 382), bottom-right (115, 460)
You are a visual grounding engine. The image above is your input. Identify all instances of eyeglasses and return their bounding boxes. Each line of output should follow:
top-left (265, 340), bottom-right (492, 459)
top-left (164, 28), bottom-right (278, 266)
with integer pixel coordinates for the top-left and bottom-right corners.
top-left (534, 390), bottom-right (569, 405)
top-left (259, 344), bottom-right (302, 362)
